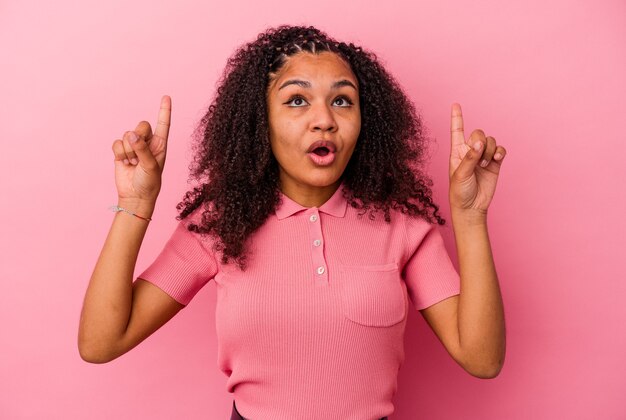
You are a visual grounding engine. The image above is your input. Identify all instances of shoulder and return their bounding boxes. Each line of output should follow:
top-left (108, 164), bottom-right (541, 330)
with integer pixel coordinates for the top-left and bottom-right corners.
top-left (402, 210), bottom-right (439, 234)
top-left (173, 206), bottom-right (220, 255)
top-left (341, 204), bottom-right (438, 243)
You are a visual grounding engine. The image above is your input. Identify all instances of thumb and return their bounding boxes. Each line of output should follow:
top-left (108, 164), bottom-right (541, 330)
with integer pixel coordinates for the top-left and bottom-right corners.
top-left (453, 141), bottom-right (484, 181)
top-left (129, 131), bottom-right (159, 171)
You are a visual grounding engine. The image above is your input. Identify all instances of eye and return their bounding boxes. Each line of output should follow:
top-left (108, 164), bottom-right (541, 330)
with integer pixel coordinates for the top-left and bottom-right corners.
top-left (284, 95), bottom-right (354, 108)
top-left (285, 95), bottom-right (308, 107)
top-left (333, 95), bottom-right (354, 107)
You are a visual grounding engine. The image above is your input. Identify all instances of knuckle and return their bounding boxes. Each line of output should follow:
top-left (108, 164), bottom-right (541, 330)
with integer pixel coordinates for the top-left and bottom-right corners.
top-left (112, 140), bottom-right (125, 157)
top-left (136, 120), bottom-right (152, 134)
top-left (122, 143), bottom-right (137, 157)
top-left (132, 136), bottom-right (146, 149)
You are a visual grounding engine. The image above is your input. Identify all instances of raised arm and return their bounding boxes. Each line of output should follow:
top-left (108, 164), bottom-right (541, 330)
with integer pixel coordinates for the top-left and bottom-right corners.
top-left (77, 96), bottom-right (184, 363)
top-left (420, 103), bottom-right (507, 378)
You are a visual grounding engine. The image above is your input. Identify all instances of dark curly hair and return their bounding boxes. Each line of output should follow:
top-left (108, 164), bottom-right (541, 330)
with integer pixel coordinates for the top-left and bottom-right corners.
top-left (176, 24), bottom-right (446, 270)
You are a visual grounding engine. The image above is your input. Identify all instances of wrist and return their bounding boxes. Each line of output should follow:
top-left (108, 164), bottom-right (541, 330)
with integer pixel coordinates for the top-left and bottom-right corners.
top-left (450, 207), bottom-right (488, 227)
top-left (116, 197), bottom-right (156, 219)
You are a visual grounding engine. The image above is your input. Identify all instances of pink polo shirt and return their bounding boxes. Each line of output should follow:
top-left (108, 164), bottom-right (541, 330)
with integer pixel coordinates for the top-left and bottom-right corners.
top-left (138, 182), bottom-right (460, 420)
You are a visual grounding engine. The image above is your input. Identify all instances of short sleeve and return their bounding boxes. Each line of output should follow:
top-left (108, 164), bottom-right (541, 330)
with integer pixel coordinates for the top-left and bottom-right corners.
top-left (402, 216), bottom-right (461, 310)
top-left (137, 213), bottom-right (218, 306)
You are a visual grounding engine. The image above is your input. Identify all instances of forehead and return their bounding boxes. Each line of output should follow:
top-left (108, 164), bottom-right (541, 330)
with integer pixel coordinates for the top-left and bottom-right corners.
top-left (269, 51), bottom-right (358, 91)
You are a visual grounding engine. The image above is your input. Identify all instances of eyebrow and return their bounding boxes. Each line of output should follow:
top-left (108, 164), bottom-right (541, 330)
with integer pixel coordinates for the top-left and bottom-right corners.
top-left (278, 79), bottom-right (357, 91)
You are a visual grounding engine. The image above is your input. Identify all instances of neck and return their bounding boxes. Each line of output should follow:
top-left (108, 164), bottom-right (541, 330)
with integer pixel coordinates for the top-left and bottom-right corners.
top-left (279, 178), bottom-right (342, 208)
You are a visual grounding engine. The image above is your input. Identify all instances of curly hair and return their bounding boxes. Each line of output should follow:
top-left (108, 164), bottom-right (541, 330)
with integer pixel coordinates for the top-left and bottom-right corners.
top-left (176, 24), bottom-right (446, 270)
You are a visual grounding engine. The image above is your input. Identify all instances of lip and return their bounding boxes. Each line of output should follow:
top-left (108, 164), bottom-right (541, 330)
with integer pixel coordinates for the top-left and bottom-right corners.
top-left (307, 150), bottom-right (336, 166)
top-left (306, 140), bottom-right (337, 153)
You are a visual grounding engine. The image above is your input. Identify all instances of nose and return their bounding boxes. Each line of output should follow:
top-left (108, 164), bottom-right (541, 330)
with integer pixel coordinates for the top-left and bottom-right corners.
top-left (310, 102), bottom-right (337, 132)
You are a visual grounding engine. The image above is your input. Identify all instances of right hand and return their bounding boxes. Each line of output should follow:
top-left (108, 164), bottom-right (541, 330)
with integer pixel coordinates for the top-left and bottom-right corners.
top-left (111, 95), bottom-right (172, 206)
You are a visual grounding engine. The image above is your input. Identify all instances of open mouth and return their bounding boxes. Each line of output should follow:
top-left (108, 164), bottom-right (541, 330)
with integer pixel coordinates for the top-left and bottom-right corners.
top-left (312, 147), bottom-right (330, 156)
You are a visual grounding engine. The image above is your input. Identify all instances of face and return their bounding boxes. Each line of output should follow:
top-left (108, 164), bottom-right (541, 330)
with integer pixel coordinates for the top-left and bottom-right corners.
top-left (266, 51), bottom-right (361, 197)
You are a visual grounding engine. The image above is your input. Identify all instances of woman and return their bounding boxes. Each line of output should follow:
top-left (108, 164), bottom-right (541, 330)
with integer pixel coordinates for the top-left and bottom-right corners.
top-left (78, 25), bottom-right (506, 420)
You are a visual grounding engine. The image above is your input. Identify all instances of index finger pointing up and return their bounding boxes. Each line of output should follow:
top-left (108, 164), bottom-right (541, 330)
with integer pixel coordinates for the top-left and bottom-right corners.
top-left (155, 95), bottom-right (172, 141)
top-left (450, 103), bottom-right (466, 148)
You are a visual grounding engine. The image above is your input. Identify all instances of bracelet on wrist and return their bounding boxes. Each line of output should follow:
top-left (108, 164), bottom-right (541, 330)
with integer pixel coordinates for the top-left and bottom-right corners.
top-left (109, 205), bottom-right (152, 222)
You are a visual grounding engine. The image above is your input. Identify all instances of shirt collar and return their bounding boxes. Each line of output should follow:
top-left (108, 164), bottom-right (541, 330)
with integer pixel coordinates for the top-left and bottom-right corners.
top-left (275, 181), bottom-right (348, 220)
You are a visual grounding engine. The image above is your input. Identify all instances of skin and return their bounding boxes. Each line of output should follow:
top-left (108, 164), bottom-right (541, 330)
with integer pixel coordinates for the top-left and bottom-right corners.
top-left (420, 104), bottom-right (507, 378)
top-left (80, 54), bottom-right (507, 379)
top-left (266, 51), bottom-right (361, 208)
top-left (78, 96), bottom-right (184, 363)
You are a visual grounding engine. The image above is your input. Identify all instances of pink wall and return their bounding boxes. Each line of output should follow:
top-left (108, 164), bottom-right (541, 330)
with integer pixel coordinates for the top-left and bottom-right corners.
top-left (1, 0), bottom-right (624, 418)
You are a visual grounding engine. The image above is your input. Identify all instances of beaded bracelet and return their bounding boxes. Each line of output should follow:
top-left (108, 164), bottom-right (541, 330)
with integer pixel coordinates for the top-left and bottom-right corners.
top-left (109, 205), bottom-right (152, 222)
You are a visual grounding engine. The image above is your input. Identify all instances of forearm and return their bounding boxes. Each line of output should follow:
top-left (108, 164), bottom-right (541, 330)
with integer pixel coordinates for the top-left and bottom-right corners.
top-left (78, 198), bottom-right (155, 362)
top-left (451, 209), bottom-right (506, 376)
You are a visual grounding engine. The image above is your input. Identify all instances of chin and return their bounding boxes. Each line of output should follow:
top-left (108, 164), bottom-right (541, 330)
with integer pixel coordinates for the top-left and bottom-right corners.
top-left (293, 173), bottom-right (342, 189)
top-left (309, 171), bottom-right (344, 184)
top-left (279, 157), bottom-right (346, 189)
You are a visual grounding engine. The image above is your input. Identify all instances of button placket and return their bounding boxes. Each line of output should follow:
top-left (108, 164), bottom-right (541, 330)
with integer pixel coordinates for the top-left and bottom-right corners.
top-left (307, 208), bottom-right (327, 284)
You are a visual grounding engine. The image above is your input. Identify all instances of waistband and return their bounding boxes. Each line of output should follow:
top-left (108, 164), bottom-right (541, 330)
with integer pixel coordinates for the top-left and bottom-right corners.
top-left (230, 400), bottom-right (388, 420)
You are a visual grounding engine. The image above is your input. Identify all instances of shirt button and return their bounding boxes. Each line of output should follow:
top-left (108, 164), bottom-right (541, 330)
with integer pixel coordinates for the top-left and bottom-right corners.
top-left (316, 266), bottom-right (325, 275)
top-left (313, 239), bottom-right (321, 247)
top-left (309, 214), bottom-right (318, 222)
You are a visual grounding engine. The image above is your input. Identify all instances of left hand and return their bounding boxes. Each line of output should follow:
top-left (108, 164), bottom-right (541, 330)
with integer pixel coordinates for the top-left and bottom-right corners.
top-left (449, 103), bottom-right (506, 215)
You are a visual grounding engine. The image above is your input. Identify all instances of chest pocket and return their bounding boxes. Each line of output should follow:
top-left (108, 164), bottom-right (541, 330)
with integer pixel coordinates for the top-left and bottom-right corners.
top-left (336, 262), bottom-right (407, 327)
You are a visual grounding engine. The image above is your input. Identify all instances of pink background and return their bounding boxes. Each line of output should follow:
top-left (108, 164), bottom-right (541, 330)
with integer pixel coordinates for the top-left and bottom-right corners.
top-left (1, 0), bottom-right (624, 418)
